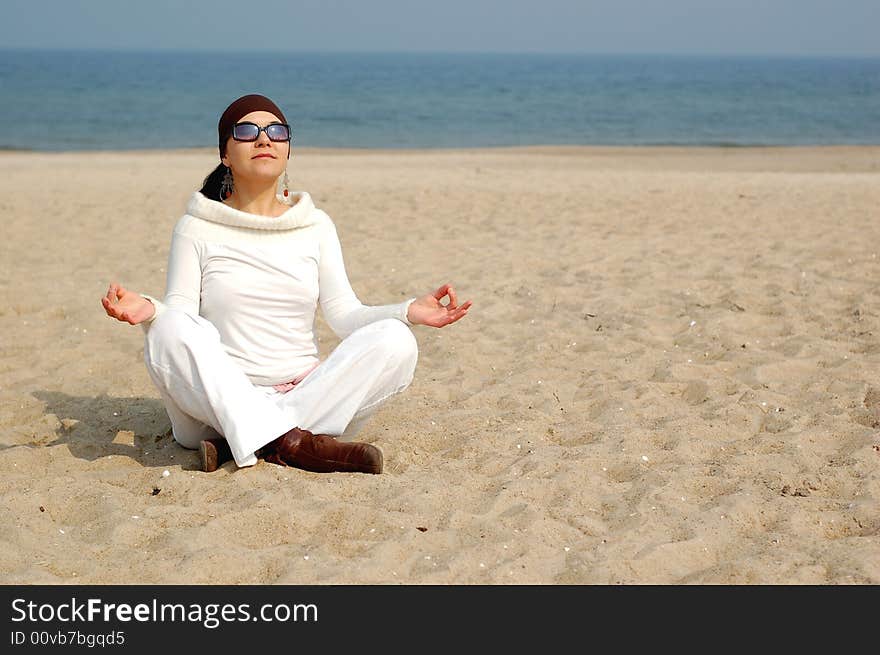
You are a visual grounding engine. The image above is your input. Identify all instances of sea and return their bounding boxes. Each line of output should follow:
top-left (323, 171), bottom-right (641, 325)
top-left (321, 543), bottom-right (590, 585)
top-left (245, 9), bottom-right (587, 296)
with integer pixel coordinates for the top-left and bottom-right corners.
top-left (1, 50), bottom-right (879, 151)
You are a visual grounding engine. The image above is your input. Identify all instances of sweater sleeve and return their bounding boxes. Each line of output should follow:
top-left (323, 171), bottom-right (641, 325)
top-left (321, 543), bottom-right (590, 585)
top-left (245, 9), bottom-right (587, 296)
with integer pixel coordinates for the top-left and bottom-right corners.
top-left (140, 229), bottom-right (202, 330)
top-left (317, 218), bottom-right (415, 339)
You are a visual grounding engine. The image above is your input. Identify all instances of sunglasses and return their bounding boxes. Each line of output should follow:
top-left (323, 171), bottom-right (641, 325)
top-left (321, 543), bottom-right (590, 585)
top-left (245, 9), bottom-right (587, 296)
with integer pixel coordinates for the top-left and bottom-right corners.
top-left (231, 122), bottom-right (291, 143)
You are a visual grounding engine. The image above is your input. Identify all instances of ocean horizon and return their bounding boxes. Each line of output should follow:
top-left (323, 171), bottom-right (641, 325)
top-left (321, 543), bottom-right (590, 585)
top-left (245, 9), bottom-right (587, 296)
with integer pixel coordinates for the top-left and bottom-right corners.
top-left (1, 49), bottom-right (878, 151)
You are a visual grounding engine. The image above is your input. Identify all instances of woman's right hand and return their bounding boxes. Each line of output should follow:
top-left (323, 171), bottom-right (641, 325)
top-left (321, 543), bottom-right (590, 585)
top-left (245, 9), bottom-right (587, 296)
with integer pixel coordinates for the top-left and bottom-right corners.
top-left (101, 282), bottom-right (155, 325)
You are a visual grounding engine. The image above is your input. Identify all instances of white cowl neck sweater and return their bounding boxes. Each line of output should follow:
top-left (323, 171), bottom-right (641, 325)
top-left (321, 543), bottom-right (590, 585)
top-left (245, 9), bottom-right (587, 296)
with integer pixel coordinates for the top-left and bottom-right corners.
top-left (143, 191), bottom-right (415, 386)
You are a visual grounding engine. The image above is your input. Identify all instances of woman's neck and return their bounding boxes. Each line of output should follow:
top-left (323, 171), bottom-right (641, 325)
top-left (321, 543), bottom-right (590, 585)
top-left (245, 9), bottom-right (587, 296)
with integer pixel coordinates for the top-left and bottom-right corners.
top-left (224, 179), bottom-right (288, 217)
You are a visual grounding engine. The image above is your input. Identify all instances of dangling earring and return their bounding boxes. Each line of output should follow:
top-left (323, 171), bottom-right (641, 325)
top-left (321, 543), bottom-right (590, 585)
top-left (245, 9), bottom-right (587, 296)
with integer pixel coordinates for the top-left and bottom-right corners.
top-left (282, 168), bottom-right (290, 198)
top-left (220, 166), bottom-right (234, 200)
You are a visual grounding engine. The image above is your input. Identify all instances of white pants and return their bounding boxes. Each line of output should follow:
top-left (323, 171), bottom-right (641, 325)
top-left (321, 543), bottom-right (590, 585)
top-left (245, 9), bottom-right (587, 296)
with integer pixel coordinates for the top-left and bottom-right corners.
top-left (143, 310), bottom-right (418, 467)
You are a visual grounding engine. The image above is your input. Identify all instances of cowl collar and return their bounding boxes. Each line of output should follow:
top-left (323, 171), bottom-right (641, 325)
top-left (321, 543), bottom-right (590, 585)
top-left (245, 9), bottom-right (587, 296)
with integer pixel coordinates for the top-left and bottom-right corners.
top-left (186, 191), bottom-right (318, 230)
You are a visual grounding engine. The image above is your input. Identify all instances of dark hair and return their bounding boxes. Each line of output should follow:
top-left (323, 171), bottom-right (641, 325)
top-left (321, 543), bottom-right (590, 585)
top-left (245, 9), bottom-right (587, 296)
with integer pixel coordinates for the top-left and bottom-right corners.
top-left (200, 162), bottom-right (227, 201)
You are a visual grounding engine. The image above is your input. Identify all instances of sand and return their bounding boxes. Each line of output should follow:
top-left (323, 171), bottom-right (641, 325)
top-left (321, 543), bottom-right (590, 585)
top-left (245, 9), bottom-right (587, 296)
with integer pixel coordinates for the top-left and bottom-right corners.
top-left (0, 146), bottom-right (878, 584)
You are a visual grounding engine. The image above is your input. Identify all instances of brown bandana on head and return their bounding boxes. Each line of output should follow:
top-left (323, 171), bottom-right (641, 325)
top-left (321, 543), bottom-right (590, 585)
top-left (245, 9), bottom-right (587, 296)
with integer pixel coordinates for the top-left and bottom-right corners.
top-left (217, 94), bottom-right (288, 158)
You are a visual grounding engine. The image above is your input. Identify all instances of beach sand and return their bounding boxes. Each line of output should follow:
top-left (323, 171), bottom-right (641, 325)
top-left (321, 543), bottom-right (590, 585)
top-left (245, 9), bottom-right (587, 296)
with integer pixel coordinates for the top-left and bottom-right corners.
top-left (1, 146), bottom-right (878, 584)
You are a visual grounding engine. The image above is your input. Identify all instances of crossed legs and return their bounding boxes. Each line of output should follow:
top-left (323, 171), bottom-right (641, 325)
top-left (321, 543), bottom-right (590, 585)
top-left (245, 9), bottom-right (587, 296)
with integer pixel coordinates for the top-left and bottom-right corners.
top-left (143, 310), bottom-right (418, 472)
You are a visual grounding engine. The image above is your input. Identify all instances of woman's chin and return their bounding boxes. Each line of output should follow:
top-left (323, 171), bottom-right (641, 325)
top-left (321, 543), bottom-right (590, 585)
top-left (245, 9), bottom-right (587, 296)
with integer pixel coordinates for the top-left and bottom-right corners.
top-left (241, 167), bottom-right (284, 183)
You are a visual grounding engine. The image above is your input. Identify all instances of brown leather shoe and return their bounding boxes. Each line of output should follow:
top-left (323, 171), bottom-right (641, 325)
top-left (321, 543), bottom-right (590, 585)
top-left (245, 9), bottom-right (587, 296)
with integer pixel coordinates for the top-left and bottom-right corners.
top-left (199, 437), bottom-right (233, 473)
top-left (260, 427), bottom-right (383, 474)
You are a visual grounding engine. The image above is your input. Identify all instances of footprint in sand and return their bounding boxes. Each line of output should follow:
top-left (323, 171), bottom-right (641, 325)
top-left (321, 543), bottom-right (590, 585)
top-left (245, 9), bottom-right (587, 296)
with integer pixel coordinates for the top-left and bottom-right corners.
top-left (852, 387), bottom-right (880, 429)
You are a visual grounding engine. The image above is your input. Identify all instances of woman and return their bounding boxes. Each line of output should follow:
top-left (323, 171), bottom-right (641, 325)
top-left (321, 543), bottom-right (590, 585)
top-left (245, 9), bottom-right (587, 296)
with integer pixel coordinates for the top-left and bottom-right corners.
top-left (101, 94), bottom-right (471, 475)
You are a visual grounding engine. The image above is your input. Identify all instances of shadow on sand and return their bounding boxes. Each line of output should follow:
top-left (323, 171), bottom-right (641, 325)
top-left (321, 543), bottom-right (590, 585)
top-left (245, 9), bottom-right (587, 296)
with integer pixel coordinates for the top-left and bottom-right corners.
top-left (8, 391), bottom-right (198, 469)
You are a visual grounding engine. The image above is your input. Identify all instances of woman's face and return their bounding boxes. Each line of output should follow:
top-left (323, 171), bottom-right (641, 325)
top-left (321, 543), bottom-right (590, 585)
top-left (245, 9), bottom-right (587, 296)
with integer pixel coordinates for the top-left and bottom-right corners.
top-left (221, 110), bottom-right (290, 183)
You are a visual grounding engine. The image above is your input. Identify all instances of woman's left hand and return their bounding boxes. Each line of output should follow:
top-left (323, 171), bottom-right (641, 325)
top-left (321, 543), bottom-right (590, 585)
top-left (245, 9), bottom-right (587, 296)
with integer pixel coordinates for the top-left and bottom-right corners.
top-left (407, 284), bottom-right (472, 328)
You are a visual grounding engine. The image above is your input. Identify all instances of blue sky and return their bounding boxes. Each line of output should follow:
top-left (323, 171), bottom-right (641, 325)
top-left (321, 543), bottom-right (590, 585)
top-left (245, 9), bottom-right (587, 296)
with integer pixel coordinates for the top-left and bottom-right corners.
top-left (2, 0), bottom-right (878, 56)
